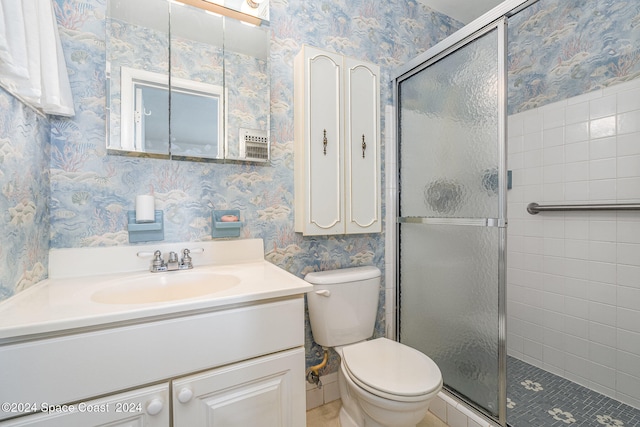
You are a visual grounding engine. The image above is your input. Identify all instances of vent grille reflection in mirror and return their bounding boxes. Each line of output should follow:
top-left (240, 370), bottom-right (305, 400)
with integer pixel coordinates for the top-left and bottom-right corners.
top-left (239, 128), bottom-right (269, 162)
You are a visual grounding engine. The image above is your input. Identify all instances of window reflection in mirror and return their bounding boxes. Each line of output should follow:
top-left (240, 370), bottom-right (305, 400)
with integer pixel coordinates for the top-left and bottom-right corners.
top-left (134, 84), bottom-right (167, 154)
top-left (169, 3), bottom-right (225, 160)
top-left (120, 67), bottom-right (224, 158)
top-left (170, 87), bottom-right (224, 159)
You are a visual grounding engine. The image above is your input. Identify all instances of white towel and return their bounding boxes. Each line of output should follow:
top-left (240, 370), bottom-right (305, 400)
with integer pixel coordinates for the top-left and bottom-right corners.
top-left (0, 0), bottom-right (75, 117)
top-left (0, 1), bottom-right (30, 83)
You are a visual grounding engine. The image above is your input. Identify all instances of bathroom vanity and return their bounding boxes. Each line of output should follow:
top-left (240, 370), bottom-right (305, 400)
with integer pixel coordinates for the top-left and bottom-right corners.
top-left (0, 239), bottom-right (312, 426)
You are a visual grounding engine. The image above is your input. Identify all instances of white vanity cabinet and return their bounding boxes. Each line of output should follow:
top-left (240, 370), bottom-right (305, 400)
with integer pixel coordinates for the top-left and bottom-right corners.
top-left (0, 298), bottom-right (307, 427)
top-left (294, 44), bottom-right (381, 236)
top-left (2, 347), bottom-right (304, 427)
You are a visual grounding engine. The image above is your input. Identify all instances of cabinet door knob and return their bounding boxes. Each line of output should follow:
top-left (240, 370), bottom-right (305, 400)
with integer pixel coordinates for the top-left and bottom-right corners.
top-left (177, 387), bottom-right (194, 403)
top-left (146, 398), bottom-right (164, 415)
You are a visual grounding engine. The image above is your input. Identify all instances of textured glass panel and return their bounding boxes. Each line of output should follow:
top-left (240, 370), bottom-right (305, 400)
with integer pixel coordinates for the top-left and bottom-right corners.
top-left (398, 29), bottom-right (499, 219)
top-left (399, 223), bottom-right (500, 416)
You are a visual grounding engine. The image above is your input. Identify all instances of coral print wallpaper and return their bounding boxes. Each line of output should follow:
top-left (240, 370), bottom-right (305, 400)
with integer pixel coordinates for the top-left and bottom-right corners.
top-left (0, 90), bottom-right (50, 301)
top-left (507, 0), bottom-right (640, 114)
top-left (0, 0), bottom-right (639, 376)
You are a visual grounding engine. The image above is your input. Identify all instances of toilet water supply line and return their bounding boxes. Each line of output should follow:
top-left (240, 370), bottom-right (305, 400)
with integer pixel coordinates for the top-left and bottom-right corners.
top-left (305, 348), bottom-right (329, 388)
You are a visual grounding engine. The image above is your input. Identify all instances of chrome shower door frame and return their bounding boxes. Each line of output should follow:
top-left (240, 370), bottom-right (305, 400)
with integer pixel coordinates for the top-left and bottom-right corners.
top-left (393, 12), bottom-right (514, 427)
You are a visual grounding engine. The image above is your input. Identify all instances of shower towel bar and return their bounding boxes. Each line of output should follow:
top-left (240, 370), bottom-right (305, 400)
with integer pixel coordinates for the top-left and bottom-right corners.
top-left (527, 202), bottom-right (640, 215)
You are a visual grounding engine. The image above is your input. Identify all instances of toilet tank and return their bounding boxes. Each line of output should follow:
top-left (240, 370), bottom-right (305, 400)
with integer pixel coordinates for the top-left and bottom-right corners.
top-left (305, 266), bottom-right (381, 347)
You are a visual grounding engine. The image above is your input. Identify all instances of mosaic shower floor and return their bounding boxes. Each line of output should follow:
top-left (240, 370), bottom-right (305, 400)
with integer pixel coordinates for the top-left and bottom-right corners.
top-left (508, 356), bottom-right (640, 427)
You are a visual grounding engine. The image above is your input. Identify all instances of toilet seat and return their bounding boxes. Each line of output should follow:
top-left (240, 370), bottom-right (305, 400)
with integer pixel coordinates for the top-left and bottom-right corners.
top-left (341, 338), bottom-right (442, 402)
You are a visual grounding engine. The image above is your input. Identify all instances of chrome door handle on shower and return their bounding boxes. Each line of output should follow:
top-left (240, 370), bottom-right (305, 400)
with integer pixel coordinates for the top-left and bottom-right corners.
top-left (397, 217), bottom-right (507, 228)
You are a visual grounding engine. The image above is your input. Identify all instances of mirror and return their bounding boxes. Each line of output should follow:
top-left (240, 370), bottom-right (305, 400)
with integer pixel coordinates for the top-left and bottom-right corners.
top-left (222, 17), bottom-right (270, 161)
top-left (106, 0), bottom-right (171, 157)
top-left (169, 3), bottom-right (226, 160)
top-left (105, 0), bottom-right (270, 162)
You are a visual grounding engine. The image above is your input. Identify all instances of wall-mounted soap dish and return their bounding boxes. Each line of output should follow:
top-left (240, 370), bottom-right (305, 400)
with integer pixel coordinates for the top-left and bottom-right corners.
top-left (127, 210), bottom-right (164, 243)
top-left (212, 210), bottom-right (242, 238)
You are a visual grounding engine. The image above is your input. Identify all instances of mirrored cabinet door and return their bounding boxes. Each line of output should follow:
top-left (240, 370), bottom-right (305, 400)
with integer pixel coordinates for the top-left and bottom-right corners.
top-left (105, 0), bottom-right (271, 163)
top-left (169, 3), bottom-right (225, 160)
top-left (106, 0), bottom-right (170, 157)
top-left (224, 18), bottom-right (270, 162)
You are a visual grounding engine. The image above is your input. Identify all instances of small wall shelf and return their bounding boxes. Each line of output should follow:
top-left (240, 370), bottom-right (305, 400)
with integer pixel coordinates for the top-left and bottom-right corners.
top-left (212, 210), bottom-right (242, 238)
top-left (127, 210), bottom-right (164, 243)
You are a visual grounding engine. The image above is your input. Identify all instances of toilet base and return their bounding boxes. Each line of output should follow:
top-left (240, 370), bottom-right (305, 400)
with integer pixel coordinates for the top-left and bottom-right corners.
top-left (339, 405), bottom-right (360, 427)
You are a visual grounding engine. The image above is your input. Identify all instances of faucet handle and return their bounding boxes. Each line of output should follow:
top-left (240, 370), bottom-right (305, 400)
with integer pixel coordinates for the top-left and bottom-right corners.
top-left (180, 248), bottom-right (193, 269)
top-left (150, 250), bottom-right (165, 272)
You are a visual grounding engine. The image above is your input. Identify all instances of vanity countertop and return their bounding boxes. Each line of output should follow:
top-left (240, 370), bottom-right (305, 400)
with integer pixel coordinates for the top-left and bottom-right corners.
top-left (0, 239), bottom-right (312, 343)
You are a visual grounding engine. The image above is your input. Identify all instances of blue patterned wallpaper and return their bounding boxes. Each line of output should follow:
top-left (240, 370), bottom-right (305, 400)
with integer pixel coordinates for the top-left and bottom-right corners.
top-left (0, 88), bottom-right (50, 299)
top-left (507, 0), bottom-right (640, 114)
top-left (47, 0), bottom-right (460, 254)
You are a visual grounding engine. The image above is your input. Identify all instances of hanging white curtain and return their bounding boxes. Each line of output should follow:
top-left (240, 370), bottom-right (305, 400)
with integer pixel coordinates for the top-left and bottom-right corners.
top-left (0, 0), bottom-right (75, 116)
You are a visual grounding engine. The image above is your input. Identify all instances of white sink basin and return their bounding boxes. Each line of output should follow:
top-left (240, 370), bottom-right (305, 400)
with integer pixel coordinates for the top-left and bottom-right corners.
top-left (91, 271), bottom-right (240, 304)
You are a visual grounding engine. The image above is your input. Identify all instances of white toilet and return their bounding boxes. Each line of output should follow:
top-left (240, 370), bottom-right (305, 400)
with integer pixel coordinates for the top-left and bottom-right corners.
top-left (305, 266), bottom-right (443, 427)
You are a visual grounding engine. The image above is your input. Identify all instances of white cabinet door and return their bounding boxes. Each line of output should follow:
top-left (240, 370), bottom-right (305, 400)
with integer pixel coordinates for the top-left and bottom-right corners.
top-left (295, 45), bottom-right (380, 235)
top-left (344, 57), bottom-right (381, 234)
top-left (172, 347), bottom-right (305, 427)
top-left (0, 384), bottom-right (169, 427)
top-left (295, 45), bottom-right (344, 235)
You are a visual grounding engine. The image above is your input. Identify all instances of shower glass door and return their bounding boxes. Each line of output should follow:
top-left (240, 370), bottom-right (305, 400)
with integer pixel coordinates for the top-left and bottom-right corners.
top-left (396, 19), bottom-right (507, 425)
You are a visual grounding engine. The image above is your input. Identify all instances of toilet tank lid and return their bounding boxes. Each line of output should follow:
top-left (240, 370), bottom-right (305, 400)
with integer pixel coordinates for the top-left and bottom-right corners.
top-left (304, 266), bottom-right (381, 285)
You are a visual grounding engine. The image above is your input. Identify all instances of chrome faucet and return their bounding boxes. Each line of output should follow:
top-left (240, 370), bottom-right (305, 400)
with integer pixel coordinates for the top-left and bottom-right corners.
top-left (147, 248), bottom-right (196, 273)
top-left (167, 251), bottom-right (179, 270)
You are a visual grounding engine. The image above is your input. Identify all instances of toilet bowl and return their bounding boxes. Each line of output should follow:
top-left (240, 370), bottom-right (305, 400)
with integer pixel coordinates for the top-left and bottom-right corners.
top-left (337, 338), bottom-right (442, 427)
top-left (305, 267), bottom-right (443, 427)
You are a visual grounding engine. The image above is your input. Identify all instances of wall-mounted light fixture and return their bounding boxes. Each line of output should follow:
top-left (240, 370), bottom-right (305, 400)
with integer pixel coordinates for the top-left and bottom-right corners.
top-left (172, 0), bottom-right (262, 26)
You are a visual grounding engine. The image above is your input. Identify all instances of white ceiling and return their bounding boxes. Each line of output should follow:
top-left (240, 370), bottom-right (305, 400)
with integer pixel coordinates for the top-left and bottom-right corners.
top-left (418, 0), bottom-right (506, 24)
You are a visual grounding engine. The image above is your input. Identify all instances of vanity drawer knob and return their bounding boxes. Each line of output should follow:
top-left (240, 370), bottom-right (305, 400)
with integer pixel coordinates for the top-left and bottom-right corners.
top-left (146, 398), bottom-right (164, 415)
top-left (177, 387), bottom-right (194, 403)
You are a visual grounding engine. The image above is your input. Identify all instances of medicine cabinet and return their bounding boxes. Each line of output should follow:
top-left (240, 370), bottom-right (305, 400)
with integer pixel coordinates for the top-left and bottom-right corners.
top-left (105, 0), bottom-right (270, 162)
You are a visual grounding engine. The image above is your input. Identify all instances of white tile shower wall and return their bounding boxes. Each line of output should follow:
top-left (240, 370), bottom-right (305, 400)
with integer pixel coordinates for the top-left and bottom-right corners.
top-left (430, 392), bottom-right (497, 427)
top-left (507, 78), bottom-right (640, 409)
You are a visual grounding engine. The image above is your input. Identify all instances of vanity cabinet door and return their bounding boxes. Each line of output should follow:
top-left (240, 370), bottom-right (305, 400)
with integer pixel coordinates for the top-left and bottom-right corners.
top-left (0, 384), bottom-right (169, 427)
top-left (172, 347), bottom-right (305, 427)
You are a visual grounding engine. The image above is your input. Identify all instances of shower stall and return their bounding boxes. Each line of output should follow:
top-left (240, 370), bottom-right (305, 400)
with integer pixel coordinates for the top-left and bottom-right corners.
top-left (393, 0), bottom-right (640, 426)
top-left (394, 12), bottom-right (509, 426)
